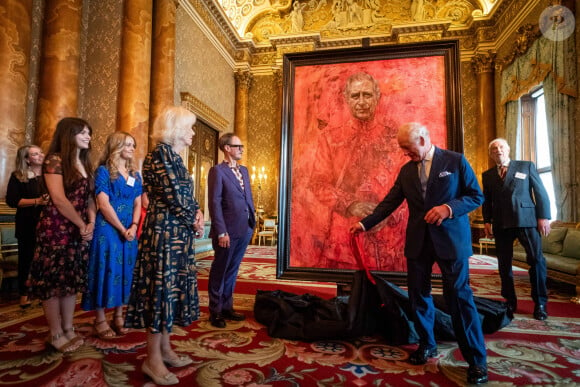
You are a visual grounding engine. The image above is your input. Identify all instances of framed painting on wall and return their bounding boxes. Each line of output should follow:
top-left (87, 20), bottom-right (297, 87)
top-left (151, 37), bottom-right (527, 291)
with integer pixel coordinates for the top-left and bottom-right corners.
top-left (277, 40), bottom-right (463, 283)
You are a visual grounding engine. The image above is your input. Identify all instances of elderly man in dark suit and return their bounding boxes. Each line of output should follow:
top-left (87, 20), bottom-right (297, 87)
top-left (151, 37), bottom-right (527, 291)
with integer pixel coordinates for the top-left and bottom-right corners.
top-left (482, 138), bottom-right (551, 320)
top-left (208, 133), bottom-right (256, 328)
top-left (350, 122), bottom-right (488, 385)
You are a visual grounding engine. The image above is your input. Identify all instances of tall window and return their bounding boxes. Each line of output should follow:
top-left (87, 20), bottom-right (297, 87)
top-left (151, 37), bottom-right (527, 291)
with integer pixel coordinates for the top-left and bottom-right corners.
top-left (520, 87), bottom-right (558, 220)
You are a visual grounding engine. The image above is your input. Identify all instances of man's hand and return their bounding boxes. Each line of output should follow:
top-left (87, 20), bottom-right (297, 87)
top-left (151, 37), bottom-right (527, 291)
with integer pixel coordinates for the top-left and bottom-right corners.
top-left (218, 234), bottom-right (230, 248)
top-left (538, 218), bottom-right (551, 236)
top-left (349, 222), bottom-right (364, 234)
top-left (484, 223), bottom-right (493, 239)
top-left (424, 205), bottom-right (451, 226)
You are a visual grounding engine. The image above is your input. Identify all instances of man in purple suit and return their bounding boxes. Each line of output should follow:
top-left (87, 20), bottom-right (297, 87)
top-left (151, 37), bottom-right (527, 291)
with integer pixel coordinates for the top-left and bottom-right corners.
top-left (207, 133), bottom-right (256, 328)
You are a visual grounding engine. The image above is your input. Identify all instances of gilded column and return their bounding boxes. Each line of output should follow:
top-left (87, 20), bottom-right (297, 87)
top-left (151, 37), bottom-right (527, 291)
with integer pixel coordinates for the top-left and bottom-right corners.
top-left (0, 0), bottom-right (33, 200)
top-left (35, 0), bottom-right (82, 151)
top-left (117, 0), bottom-right (152, 168)
top-left (149, 0), bottom-right (176, 150)
top-left (472, 52), bottom-right (497, 173)
top-left (234, 70), bottom-right (252, 147)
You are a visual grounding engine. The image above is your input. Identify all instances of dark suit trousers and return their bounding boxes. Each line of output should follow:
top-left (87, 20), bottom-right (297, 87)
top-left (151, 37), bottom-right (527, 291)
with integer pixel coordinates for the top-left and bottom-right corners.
top-left (208, 228), bottom-right (253, 315)
top-left (494, 227), bottom-right (548, 306)
top-left (407, 232), bottom-right (486, 367)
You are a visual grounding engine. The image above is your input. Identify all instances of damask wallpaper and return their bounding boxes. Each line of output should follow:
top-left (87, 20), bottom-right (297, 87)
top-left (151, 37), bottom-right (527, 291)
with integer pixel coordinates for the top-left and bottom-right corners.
top-left (175, 6), bottom-right (235, 134)
top-left (247, 74), bottom-right (281, 216)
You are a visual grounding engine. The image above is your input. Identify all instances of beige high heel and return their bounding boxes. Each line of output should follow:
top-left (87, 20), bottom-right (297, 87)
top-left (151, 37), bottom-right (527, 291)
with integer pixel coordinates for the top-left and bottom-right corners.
top-left (141, 361), bottom-right (179, 385)
top-left (163, 354), bottom-right (193, 368)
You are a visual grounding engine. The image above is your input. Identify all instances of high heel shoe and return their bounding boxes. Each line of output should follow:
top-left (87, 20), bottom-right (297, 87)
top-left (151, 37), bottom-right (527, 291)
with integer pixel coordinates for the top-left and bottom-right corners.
top-left (45, 332), bottom-right (75, 353)
top-left (94, 320), bottom-right (116, 339)
top-left (141, 361), bottom-right (179, 385)
top-left (111, 314), bottom-right (129, 336)
top-left (163, 354), bottom-right (193, 367)
top-left (63, 327), bottom-right (84, 351)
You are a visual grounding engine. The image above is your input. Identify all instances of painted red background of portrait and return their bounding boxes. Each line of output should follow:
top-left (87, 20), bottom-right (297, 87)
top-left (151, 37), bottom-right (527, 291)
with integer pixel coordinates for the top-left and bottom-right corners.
top-left (289, 56), bottom-right (447, 272)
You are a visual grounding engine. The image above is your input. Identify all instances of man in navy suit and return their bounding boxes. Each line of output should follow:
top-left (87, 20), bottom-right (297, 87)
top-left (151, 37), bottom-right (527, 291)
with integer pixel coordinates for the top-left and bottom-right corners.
top-left (350, 122), bottom-right (488, 384)
top-left (208, 133), bottom-right (256, 328)
top-left (482, 138), bottom-right (551, 320)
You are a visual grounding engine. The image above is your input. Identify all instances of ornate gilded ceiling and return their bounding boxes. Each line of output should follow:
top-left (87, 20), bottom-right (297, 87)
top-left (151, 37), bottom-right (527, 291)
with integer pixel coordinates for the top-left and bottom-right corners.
top-left (218, 0), bottom-right (500, 41)
top-left (184, 0), bottom-right (537, 68)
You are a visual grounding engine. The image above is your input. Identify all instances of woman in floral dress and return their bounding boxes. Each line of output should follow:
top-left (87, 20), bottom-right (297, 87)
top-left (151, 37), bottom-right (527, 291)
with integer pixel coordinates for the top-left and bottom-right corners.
top-left (81, 132), bottom-right (142, 338)
top-left (125, 106), bottom-right (204, 385)
top-left (28, 117), bottom-right (96, 353)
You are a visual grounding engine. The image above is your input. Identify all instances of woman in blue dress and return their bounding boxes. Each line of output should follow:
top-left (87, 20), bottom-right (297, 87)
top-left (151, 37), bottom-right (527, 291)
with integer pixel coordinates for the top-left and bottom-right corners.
top-left (82, 132), bottom-right (142, 338)
top-left (125, 106), bottom-right (204, 385)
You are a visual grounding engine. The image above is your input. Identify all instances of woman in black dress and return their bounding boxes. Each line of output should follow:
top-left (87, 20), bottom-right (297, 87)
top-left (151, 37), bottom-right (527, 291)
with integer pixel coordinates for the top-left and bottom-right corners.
top-left (6, 145), bottom-right (49, 308)
top-left (125, 106), bottom-right (204, 385)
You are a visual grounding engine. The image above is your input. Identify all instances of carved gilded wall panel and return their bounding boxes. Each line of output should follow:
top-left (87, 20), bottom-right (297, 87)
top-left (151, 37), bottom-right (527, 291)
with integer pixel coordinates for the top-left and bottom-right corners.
top-left (79, 0), bottom-right (123, 161)
top-left (175, 6), bottom-right (235, 132)
top-left (461, 61), bottom-right (478, 170)
top-left (247, 74), bottom-right (280, 215)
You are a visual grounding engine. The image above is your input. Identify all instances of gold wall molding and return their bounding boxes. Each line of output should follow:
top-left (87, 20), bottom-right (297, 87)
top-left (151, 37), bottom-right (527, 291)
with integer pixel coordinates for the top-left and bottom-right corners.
top-left (183, 1), bottom-right (533, 70)
top-left (180, 92), bottom-right (229, 131)
top-left (496, 23), bottom-right (542, 70)
top-left (472, 51), bottom-right (497, 73)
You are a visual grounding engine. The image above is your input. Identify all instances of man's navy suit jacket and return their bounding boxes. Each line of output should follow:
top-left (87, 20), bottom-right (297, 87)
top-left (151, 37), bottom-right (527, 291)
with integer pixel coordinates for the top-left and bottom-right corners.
top-left (361, 147), bottom-right (484, 261)
top-left (482, 160), bottom-right (550, 229)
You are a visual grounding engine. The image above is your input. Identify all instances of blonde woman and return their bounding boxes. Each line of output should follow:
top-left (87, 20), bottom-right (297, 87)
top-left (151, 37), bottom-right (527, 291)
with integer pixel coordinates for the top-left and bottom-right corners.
top-left (6, 145), bottom-right (49, 308)
top-left (125, 106), bottom-right (204, 385)
top-left (82, 132), bottom-right (142, 338)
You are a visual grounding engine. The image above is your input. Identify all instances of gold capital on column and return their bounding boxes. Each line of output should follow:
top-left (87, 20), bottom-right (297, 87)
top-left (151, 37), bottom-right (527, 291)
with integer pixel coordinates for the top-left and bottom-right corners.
top-left (472, 51), bottom-right (497, 176)
top-left (234, 70), bottom-right (253, 146)
top-left (150, 0), bottom-right (176, 150)
top-left (0, 0), bottom-right (33, 199)
top-left (36, 0), bottom-right (82, 151)
top-left (117, 0), bottom-right (153, 169)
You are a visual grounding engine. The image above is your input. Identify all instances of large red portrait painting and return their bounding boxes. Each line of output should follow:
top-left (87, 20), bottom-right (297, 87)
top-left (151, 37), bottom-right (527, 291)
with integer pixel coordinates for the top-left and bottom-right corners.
top-left (278, 41), bottom-right (463, 283)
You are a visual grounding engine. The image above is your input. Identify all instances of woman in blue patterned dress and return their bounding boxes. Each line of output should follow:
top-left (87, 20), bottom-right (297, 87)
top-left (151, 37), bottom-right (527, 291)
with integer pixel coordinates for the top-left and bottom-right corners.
top-left (82, 132), bottom-right (142, 338)
top-left (28, 117), bottom-right (96, 353)
top-left (125, 106), bottom-right (204, 385)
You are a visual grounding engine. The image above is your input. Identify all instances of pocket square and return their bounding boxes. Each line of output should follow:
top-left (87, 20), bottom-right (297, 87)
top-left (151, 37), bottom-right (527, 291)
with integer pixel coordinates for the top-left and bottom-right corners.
top-left (439, 171), bottom-right (452, 177)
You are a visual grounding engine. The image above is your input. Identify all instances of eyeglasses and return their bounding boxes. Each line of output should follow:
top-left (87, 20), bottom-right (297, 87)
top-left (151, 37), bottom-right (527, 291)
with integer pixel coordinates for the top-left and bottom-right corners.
top-left (228, 144), bottom-right (244, 149)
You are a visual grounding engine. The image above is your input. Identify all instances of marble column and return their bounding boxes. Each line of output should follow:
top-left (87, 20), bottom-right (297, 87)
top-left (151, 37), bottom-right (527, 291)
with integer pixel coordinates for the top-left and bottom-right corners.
top-left (149, 0), bottom-right (176, 151)
top-left (472, 52), bottom-right (497, 172)
top-left (35, 0), bottom-right (82, 151)
top-left (234, 70), bottom-right (253, 147)
top-left (117, 0), bottom-right (152, 168)
top-left (0, 0), bottom-right (33, 200)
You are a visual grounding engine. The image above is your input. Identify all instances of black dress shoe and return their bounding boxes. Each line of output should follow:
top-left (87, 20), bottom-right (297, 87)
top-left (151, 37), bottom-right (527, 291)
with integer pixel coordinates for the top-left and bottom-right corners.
top-left (209, 314), bottom-right (226, 328)
top-left (408, 346), bottom-right (438, 365)
top-left (533, 304), bottom-right (548, 320)
top-left (506, 299), bottom-right (517, 313)
top-left (467, 365), bottom-right (488, 384)
top-left (222, 309), bottom-right (245, 321)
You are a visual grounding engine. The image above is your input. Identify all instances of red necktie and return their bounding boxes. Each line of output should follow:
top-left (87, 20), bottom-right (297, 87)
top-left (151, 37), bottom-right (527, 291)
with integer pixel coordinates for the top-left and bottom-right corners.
top-left (499, 165), bottom-right (507, 180)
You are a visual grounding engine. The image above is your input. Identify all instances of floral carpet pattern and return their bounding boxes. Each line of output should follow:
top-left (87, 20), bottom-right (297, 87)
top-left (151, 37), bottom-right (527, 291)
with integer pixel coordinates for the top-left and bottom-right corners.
top-left (0, 247), bottom-right (579, 386)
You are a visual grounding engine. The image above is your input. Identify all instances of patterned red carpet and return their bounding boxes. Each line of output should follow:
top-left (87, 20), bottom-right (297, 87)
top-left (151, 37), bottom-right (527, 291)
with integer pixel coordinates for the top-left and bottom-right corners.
top-left (0, 246), bottom-right (579, 386)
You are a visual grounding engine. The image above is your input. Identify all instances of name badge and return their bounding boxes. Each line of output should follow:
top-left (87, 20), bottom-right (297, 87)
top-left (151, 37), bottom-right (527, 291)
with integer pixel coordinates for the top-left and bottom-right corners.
top-left (127, 176), bottom-right (136, 187)
top-left (515, 172), bottom-right (527, 180)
